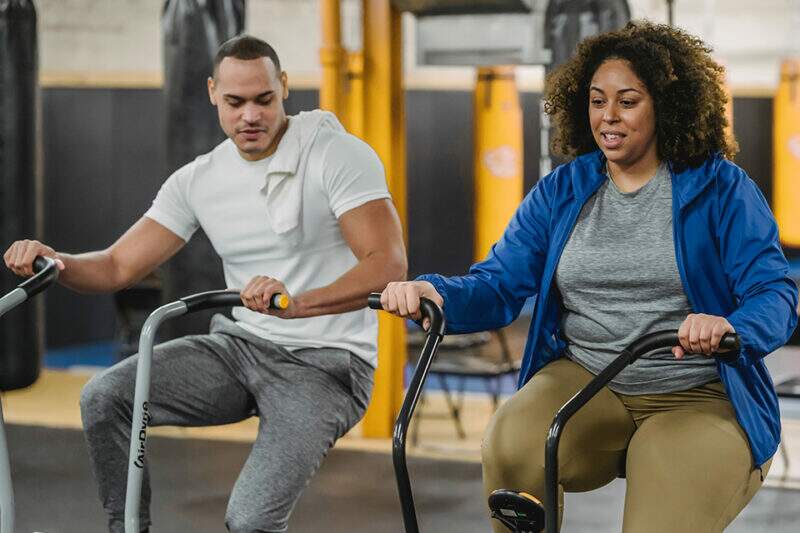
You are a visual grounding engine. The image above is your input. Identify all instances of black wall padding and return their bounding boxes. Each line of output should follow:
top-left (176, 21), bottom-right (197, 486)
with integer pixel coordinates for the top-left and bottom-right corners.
top-left (0, 0), bottom-right (42, 390)
top-left (161, 0), bottom-right (245, 338)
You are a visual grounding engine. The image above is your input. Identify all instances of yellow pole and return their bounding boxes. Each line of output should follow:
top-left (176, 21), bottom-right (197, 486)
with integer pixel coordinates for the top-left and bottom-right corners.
top-left (774, 58), bottom-right (800, 247)
top-left (343, 51), bottom-right (365, 138)
top-left (473, 66), bottom-right (523, 262)
top-left (360, 0), bottom-right (407, 438)
top-left (319, 0), bottom-right (344, 115)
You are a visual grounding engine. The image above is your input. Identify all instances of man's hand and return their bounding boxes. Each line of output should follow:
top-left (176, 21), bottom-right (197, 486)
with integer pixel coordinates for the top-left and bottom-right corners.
top-left (4, 240), bottom-right (65, 277)
top-left (379, 280), bottom-right (444, 330)
top-left (673, 313), bottom-right (736, 358)
top-left (240, 275), bottom-right (296, 318)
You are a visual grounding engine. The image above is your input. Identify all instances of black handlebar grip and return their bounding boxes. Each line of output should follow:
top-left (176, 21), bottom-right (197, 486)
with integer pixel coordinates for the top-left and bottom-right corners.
top-left (181, 290), bottom-right (290, 314)
top-left (367, 292), bottom-right (446, 336)
top-left (718, 332), bottom-right (740, 352)
top-left (368, 292), bottom-right (383, 310)
top-left (181, 290), bottom-right (243, 313)
top-left (626, 330), bottom-right (741, 365)
top-left (19, 256), bottom-right (59, 297)
top-left (32, 256), bottom-right (50, 273)
top-left (714, 332), bottom-right (740, 363)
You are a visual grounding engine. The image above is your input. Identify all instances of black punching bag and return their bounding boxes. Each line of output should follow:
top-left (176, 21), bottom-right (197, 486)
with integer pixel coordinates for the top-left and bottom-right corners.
top-left (161, 0), bottom-right (244, 337)
top-left (0, 0), bottom-right (42, 390)
top-left (540, 0), bottom-right (630, 174)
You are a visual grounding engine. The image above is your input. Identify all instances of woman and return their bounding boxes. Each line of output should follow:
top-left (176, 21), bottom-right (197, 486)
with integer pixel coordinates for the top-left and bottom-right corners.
top-left (380, 21), bottom-right (798, 532)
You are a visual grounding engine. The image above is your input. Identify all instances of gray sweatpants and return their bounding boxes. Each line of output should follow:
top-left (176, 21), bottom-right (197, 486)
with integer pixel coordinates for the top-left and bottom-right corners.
top-left (79, 314), bottom-right (374, 533)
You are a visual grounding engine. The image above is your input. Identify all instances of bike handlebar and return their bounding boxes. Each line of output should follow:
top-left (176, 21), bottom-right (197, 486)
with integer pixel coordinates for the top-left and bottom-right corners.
top-left (367, 292), bottom-right (446, 337)
top-left (179, 289), bottom-right (288, 313)
top-left (18, 256), bottom-right (59, 298)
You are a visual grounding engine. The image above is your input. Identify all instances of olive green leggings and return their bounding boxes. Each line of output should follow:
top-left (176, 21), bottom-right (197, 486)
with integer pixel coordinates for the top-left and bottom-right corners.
top-left (482, 358), bottom-right (771, 532)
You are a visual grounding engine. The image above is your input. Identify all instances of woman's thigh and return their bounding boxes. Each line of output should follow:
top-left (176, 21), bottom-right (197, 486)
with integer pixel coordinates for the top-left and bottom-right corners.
top-left (623, 392), bottom-right (766, 533)
top-left (482, 358), bottom-right (636, 496)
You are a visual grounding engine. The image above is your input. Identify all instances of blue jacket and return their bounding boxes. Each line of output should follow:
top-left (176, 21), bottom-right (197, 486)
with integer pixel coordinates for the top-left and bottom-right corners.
top-left (419, 151), bottom-right (798, 467)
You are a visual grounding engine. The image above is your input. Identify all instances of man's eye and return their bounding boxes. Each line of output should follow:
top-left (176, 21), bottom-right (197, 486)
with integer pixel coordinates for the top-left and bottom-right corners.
top-left (257, 98), bottom-right (272, 105)
top-left (227, 100), bottom-right (243, 107)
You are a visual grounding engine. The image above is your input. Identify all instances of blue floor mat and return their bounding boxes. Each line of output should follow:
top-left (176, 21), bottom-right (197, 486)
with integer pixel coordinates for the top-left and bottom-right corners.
top-left (44, 341), bottom-right (119, 369)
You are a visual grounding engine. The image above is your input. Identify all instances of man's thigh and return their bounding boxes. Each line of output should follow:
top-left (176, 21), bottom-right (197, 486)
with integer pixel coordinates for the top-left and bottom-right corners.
top-left (225, 347), bottom-right (370, 532)
top-left (84, 332), bottom-right (254, 427)
top-left (623, 396), bottom-right (764, 532)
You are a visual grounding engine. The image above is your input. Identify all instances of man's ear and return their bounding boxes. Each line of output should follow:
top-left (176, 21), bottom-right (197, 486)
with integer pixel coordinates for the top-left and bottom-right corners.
top-left (281, 71), bottom-right (289, 100)
top-left (207, 76), bottom-right (217, 105)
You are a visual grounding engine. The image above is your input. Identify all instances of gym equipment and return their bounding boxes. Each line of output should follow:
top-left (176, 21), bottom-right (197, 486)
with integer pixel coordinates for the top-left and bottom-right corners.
top-left (0, 257), bottom-right (59, 533)
top-left (367, 292), bottom-right (445, 533)
top-left (124, 288), bottom-right (287, 533)
top-left (487, 331), bottom-right (740, 533)
top-left (367, 292), bottom-right (739, 533)
top-left (0, 0), bottom-right (43, 392)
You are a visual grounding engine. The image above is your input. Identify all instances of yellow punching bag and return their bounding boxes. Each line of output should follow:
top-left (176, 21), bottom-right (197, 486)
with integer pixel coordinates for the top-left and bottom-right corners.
top-left (473, 66), bottom-right (524, 262)
top-left (774, 58), bottom-right (800, 247)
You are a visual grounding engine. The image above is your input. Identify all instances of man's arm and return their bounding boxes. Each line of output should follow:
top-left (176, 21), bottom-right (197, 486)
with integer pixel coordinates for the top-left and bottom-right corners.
top-left (4, 217), bottom-right (186, 294)
top-left (241, 198), bottom-right (406, 317)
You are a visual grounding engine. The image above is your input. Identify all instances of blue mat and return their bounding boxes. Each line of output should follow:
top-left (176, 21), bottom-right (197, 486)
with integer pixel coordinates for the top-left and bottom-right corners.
top-left (44, 341), bottom-right (118, 369)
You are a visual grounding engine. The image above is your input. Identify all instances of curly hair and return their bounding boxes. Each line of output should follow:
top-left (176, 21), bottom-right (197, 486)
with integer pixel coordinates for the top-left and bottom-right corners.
top-left (543, 20), bottom-right (737, 169)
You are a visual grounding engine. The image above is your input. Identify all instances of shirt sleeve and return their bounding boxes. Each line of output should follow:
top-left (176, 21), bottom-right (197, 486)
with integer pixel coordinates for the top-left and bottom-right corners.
top-left (144, 163), bottom-right (199, 242)
top-left (718, 166), bottom-right (799, 363)
top-left (320, 132), bottom-right (391, 218)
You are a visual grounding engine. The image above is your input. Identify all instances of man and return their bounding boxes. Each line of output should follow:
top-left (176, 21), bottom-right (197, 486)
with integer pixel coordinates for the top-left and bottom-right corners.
top-left (4, 35), bottom-right (406, 532)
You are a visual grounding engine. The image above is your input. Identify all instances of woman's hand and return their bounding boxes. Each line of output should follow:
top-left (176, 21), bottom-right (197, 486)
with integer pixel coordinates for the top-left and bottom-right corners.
top-left (380, 281), bottom-right (444, 329)
top-left (673, 313), bottom-right (735, 358)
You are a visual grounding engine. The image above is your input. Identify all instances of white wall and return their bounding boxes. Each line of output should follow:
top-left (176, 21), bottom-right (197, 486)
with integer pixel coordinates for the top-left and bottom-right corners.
top-left (36, 0), bottom-right (800, 92)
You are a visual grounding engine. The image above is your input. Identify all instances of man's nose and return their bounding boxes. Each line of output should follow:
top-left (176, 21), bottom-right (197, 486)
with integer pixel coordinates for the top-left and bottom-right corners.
top-left (242, 102), bottom-right (261, 123)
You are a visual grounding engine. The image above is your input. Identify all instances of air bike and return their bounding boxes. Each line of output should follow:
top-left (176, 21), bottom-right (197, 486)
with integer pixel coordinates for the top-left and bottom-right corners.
top-left (123, 289), bottom-right (287, 533)
top-left (366, 292), bottom-right (740, 533)
top-left (0, 257), bottom-right (60, 532)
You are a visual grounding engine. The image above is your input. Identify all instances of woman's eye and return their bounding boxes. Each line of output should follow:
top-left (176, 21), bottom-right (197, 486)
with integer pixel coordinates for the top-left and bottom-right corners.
top-left (620, 100), bottom-right (635, 107)
top-left (591, 99), bottom-right (605, 106)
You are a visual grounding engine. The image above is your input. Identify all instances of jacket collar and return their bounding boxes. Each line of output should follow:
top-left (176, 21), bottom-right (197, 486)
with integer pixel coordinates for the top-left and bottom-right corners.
top-left (570, 150), bottom-right (720, 210)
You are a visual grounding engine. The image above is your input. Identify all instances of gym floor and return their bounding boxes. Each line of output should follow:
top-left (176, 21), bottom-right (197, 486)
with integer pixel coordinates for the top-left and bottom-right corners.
top-left (3, 322), bottom-right (800, 532)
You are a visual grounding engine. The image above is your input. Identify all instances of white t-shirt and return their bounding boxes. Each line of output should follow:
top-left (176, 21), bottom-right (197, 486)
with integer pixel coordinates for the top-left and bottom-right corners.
top-left (145, 128), bottom-right (390, 366)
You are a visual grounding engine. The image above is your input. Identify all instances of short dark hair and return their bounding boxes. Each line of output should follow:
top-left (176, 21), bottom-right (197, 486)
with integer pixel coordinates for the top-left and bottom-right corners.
top-left (213, 34), bottom-right (281, 77)
top-left (544, 21), bottom-right (737, 169)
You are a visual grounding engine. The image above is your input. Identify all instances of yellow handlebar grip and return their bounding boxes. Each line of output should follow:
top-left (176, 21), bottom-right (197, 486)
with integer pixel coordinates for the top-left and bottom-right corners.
top-left (270, 293), bottom-right (290, 310)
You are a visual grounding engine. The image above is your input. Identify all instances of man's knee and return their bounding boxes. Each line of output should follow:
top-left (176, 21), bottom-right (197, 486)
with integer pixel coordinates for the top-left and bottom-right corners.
top-left (80, 371), bottom-right (129, 429)
top-left (225, 508), bottom-right (287, 533)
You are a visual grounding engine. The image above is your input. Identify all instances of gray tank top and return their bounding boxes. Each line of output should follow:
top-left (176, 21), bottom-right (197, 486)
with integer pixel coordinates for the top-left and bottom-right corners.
top-left (555, 162), bottom-right (718, 395)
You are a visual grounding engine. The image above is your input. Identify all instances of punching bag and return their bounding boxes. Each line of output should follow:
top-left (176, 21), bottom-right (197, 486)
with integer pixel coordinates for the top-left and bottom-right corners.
top-left (161, 0), bottom-right (245, 337)
top-left (540, 0), bottom-right (630, 175)
top-left (473, 66), bottom-right (523, 262)
top-left (0, 0), bottom-right (42, 390)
